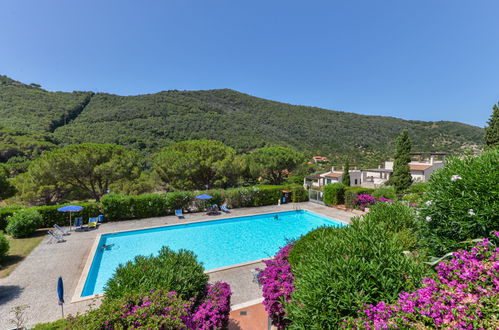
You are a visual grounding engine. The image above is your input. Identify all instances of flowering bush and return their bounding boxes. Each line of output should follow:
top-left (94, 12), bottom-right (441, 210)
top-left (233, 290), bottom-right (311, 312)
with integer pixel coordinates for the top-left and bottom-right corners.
top-left (190, 282), bottom-right (232, 329)
top-left (354, 194), bottom-right (394, 210)
top-left (36, 283), bottom-right (232, 329)
top-left (344, 238), bottom-right (499, 329)
top-left (284, 206), bottom-right (428, 328)
top-left (419, 149), bottom-right (498, 255)
top-left (354, 194), bottom-right (377, 210)
top-left (259, 244), bottom-right (294, 328)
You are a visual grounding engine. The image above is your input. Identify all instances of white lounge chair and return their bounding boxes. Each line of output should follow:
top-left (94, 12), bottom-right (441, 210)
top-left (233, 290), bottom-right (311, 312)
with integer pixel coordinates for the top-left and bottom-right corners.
top-left (54, 224), bottom-right (70, 236)
top-left (48, 230), bottom-right (65, 243)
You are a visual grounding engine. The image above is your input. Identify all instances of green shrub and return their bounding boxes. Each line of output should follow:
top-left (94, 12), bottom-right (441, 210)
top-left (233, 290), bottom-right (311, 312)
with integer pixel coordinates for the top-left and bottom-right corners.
top-left (223, 186), bottom-right (258, 208)
top-left (6, 209), bottom-right (43, 238)
top-left (0, 232), bottom-right (9, 260)
top-left (286, 214), bottom-right (429, 328)
top-left (406, 182), bottom-right (428, 195)
top-left (323, 183), bottom-right (345, 205)
top-left (164, 191), bottom-right (194, 211)
top-left (0, 206), bottom-right (23, 230)
top-left (402, 193), bottom-right (421, 204)
top-left (362, 202), bottom-right (421, 250)
top-left (104, 246), bottom-right (209, 302)
top-left (344, 186), bottom-right (374, 208)
top-left (253, 186), bottom-right (283, 206)
top-left (291, 186), bottom-right (308, 202)
top-left (420, 149), bottom-right (499, 255)
top-left (371, 186), bottom-right (397, 200)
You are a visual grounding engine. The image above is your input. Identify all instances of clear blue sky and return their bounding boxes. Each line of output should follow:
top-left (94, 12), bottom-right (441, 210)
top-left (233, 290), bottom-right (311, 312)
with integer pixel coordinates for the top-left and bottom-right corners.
top-left (1, 1), bottom-right (498, 127)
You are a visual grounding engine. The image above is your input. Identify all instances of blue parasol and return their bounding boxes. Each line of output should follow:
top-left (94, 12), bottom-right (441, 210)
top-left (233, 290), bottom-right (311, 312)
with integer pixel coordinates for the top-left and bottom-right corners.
top-left (57, 205), bottom-right (84, 231)
top-left (57, 276), bottom-right (64, 317)
top-left (195, 194), bottom-right (212, 199)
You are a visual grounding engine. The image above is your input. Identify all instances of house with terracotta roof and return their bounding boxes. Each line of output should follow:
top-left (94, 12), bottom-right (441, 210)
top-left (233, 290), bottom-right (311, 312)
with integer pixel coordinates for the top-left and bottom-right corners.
top-left (305, 153), bottom-right (446, 190)
top-left (304, 166), bottom-right (362, 188)
top-left (361, 152), bottom-right (446, 188)
top-left (311, 156), bottom-right (329, 164)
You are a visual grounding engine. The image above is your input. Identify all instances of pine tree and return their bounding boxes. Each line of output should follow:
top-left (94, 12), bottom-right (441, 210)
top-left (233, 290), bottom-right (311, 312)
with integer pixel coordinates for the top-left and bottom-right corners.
top-left (485, 103), bottom-right (499, 148)
top-left (341, 162), bottom-right (351, 186)
top-left (390, 130), bottom-right (412, 193)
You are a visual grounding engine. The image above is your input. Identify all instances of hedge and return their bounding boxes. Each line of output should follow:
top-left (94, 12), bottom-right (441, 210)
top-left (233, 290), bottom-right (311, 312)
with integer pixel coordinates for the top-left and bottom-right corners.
top-left (0, 206), bottom-right (23, 231)
top-left (0, 185), bottom-right (308, 231)
top-left (35, 202), bottom-right (102, 228)
top-left (344, 187), bottom-right (374, 208)
top-left (323, 183), bottom-right (345, 205)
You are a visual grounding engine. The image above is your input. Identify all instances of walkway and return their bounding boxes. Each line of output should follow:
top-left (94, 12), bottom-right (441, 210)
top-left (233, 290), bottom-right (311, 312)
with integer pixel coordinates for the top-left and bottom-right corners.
top-left (0, 202), bottom-right (355, 328)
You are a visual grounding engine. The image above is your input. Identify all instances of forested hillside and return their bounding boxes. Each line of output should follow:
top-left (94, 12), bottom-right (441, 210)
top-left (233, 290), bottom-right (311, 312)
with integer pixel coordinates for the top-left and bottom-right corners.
top-left (0, 75), bottom-right (484, 165)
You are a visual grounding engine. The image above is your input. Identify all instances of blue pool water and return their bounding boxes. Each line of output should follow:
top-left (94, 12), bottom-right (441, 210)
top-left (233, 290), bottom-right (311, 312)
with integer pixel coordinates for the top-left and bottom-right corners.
top-left (81, 210), bottom-right (345, 296)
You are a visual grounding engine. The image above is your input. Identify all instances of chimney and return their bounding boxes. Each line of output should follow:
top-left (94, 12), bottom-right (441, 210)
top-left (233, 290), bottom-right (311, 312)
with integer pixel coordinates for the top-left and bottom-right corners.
top-left (378, 165), bottom-right (381, 169)
top-left (331, 166), bottom-right (334, 171)
top-left (430, 155), bottom-right (435, 164)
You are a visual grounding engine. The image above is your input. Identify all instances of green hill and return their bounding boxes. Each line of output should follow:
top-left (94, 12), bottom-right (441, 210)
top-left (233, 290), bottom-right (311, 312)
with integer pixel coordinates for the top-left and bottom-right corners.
top-left (0, 75), bottom-right (484, 164)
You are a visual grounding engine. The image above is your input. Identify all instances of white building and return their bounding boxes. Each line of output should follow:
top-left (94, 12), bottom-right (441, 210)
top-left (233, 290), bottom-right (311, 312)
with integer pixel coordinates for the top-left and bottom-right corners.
top-left (361, 152), bottom-right (446, 188)
top-left (304, 167), bottom-right (362, 188)
top-left (305, 152), bottom-right (446, 189)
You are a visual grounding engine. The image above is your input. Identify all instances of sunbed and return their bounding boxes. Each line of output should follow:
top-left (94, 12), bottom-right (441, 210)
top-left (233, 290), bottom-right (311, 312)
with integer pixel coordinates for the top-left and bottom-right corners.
top-left (74, 217), bottom-right (83, 231)
top-left (54, 224), bottom-right (70, 235)
top-left (48, 230), bottom-right (65, 243)
top-left (221, 205), bottom-right (230, 213)
top-left (88, 217), bottom-right (98, 229)
top-left (175, 209), bottom-right (184, 219)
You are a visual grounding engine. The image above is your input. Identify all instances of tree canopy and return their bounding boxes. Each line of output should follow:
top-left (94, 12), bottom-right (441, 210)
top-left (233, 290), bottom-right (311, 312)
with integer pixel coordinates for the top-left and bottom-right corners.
top-left (0, 165), bottom-right (16, 200)
top-left (154, 139), bottom-right (239, 190)
top-left (485, 103), bottom-right (499, 148)
top-left (389, 130), bottom-right (413, 193)
top-left (342, 162), bottom-right (351, 186)
top-left (15, 143), bottom-right (140, 203)
top-left (245, 147), bottom-right (305, 185)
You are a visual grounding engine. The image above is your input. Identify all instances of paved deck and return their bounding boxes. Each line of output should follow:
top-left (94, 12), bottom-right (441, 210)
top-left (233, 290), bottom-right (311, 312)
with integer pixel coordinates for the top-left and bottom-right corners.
top-left (0, 202), bottom-right (355, 328)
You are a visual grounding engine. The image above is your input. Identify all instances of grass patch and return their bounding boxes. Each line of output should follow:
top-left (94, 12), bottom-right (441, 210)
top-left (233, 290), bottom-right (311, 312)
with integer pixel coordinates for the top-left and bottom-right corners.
top-left (0, 230), bottom-right (45, 278)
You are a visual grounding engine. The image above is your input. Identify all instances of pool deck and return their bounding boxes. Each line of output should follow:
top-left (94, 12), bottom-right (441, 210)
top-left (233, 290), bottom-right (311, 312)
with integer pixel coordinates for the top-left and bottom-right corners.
top-left (0, 202), bottom-right (355, 328)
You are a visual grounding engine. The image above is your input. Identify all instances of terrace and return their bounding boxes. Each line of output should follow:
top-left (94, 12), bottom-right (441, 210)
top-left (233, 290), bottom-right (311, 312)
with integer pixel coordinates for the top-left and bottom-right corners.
top-left (0, 202), bottom-right (354, 328)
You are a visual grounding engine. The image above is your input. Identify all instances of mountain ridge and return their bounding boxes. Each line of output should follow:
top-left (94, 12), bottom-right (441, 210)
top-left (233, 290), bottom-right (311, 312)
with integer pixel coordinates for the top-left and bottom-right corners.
top-left (0, 74), bottom-right (484, 165)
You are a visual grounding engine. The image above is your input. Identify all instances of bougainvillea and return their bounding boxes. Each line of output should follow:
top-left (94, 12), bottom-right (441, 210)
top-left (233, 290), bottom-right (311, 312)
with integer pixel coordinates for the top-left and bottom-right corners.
top-left (354, 194), bottom-right (394, 210)
top-left (344, 238), bottom-right (499, 329)
top-left (190, 282), bottom-right (232, 329)
top-left (258, 244), bottom-right (294, 329)
top-left (47, 283), bottom-right (232, 329)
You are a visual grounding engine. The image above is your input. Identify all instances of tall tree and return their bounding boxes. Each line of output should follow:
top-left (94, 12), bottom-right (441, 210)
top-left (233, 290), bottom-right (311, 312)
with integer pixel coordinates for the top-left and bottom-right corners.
top-left (17, 143), bottom-right (140, 203)
top-left (0, 165), bottom-right (16, 200)
top-left (341, 162), bottom-right (351, 186)
top-left (485, 103), bottom-right (499, 148)
top-left (154, 139), bottom-right (239, 190)
top-left (246, 147), bottom-right (305, 185)
top-left (389, 130), bottom-right (412, 193)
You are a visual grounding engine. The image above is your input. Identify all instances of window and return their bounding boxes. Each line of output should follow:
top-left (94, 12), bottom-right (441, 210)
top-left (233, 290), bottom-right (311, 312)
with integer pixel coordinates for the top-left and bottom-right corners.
top-left (354, 179), bottom-right (358, 185)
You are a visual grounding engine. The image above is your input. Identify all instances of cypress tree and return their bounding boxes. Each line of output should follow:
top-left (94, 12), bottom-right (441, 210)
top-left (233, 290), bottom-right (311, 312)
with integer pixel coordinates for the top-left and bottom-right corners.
top-left (485, 103), bottom-right (499, 148)
top-left (341, 162), bottom-right (351, 186)
top-left (390, 130), bottom-right (412, 193)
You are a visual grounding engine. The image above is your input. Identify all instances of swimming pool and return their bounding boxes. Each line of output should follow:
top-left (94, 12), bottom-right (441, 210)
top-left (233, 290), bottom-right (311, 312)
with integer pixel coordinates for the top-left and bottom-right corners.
top-left (81, 210), bottom-right (345, 297)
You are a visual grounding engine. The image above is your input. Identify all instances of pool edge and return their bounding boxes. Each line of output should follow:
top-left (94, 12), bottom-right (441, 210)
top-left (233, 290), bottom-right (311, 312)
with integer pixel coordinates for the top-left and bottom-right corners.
top-left (72, 207), bottom-right (349, 302)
